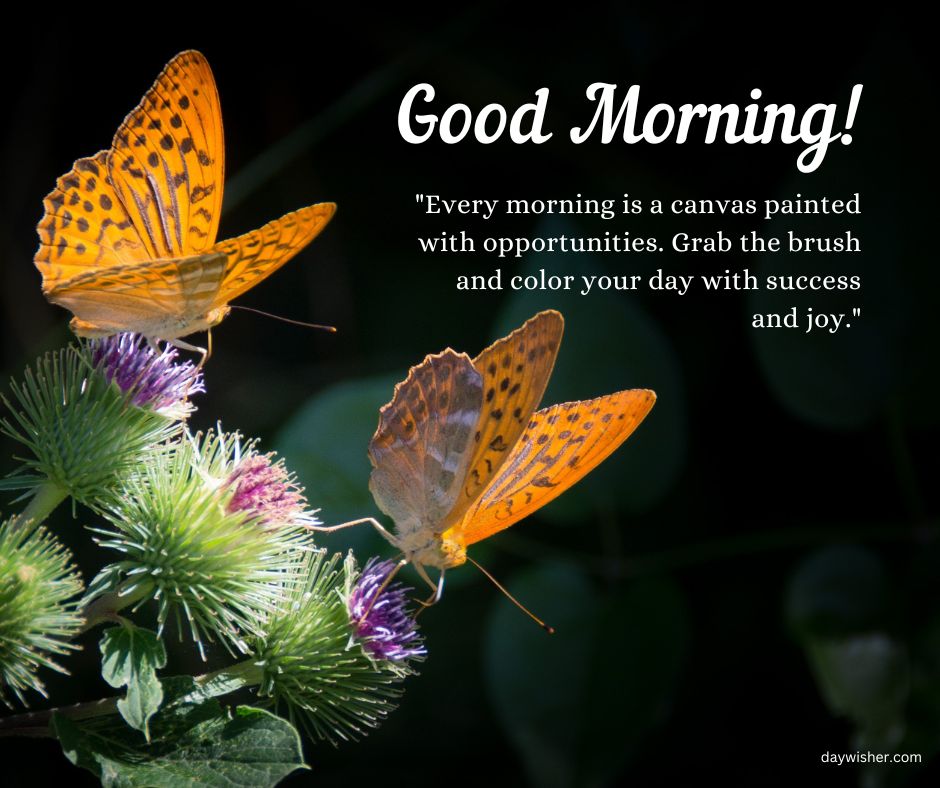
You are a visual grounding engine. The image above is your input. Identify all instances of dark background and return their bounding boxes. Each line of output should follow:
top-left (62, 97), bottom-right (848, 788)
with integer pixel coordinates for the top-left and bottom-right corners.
top-left (2, 8), bottom-right (937, 787)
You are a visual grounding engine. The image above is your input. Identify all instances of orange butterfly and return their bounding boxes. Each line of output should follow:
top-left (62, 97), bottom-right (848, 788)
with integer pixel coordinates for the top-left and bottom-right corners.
top-left (34, 50), bottom-right (335, 355)
top-left (354, 310), bottom-right (655, 610)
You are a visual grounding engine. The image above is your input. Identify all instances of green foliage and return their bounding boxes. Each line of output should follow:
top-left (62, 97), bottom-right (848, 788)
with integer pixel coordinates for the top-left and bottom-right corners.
top-left (786, 544), bottom-right (891, 638)
top-left (748, 66), bottom-right (939, 430)
top-left (100, 624), bottom-right (168, 740)
top-left (0, 520), bottom-right (83, 705)
top-left (484, 565), bottom-right (688, 787)
top-left (276, 374), bottom-right (399, 555)
top-left (786, 545), bottom-right (925, 785)
top-left (0, 346), bottom-right (180, 505)
top-left (806, 635), bottom-right (909, 749)
top-left (53, 676), bottom-right (306, 787)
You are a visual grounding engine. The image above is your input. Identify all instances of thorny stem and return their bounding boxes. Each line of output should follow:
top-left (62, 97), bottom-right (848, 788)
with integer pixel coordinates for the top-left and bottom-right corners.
top-left (0, 661), bottom-right (263, 738)
top-left (7, 481), bottom-right (67, 533)
top-left (79, 585), bottom-right (153, 634)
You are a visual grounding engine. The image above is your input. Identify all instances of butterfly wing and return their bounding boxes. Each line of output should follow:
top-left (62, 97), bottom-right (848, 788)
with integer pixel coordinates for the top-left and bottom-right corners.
top-left (451, 310), bottom-right (564, 522)
top-left (369, 350), bottom-right (483, 539)
top-left (35, 151), bottom-right (151, 291)
top-left (454, 389), bottom-right (656, 546)
top-left (45, 253), bottom-right (227, 336)
top-left (208, 203), bottom-right (336, 307)
top-left (108, 50), bottom-right (224, 259)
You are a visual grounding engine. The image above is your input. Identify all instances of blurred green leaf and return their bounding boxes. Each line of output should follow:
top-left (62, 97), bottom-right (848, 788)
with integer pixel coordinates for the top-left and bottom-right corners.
top-left (749, 198), bottom-right (895, 430)
top-left (495, 225), bottom-right (685, 518)
top-left (787, 546), bottom-right (911, 776)
top-left (899, 614), bottom-right (940, 773)
top-left (749, 48), bottom-right (939, 430)
top-left (806, 635), bottom-right (908, 751)
top-left (580, 577), bottom-right (688, 786)
top-left (276, 374), bottom-right (398, 556)
top-left (484, 565), bottom-right (687, 787)
top-left (484, 565), bottom-right (595, 788)
top-left (785, 545), bottom-right (890, 639)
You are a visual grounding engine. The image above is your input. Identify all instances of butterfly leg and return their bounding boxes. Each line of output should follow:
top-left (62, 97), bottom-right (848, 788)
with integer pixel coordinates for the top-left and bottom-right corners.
top-left (413, 566), bottom-right (446, 615)
top-left (166, 337), bottom-right (209, 368)
top-left (355, 557), bottom-right (408, 624)
top-left (307, 517), bottom-right (395, 544)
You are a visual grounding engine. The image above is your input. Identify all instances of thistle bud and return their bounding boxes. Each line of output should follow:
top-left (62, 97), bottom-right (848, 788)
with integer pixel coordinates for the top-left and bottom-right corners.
top-left (0, 520), bottom-right (83, 705)
top-left (1, 338), bottom-right (198, 507)
top-left (85, 432), bottom-right (311, 657)
top-left (251, 552), bottom-right (424, 745)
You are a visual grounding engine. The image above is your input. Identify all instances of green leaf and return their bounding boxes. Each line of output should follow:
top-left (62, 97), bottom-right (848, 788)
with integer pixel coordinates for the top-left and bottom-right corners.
top-left (785, 545), bottom-right (890, 639)
top-left (52, 676), bottom-right (306, 787)
top-left (100, 623), bottom-right (167, 740)
top-left (748, 43), bottom-right (939, 430)
top-left (484, 565), bottom-right (688, 787)
top-left (786, 546), bottom-right (910, 758)
top-left (276, 374), bottom-right (398, 557)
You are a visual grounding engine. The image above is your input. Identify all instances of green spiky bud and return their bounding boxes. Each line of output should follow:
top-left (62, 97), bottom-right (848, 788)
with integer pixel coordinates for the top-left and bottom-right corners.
top-left (0, 520), bottom-right (83, 705)
top-left (0, 340), bottom-right (195, 507)
top-left (251, 551), bottom-right (423, 745)
top-left (85, 432), bottom-right (312, 657)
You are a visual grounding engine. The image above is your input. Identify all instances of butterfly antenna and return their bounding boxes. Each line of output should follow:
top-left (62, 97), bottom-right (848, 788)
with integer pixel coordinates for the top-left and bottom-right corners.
top-left (229, 305), bottom-right (337, 332)
top-left (467, 556), bottom-right (555, 634)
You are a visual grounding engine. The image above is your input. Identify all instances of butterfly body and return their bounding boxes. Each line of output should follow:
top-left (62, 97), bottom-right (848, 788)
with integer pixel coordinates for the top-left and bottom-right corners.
top-left (35, 51), bottom-right (335, 346)
top-left (392, 531), bottom-right (468, 571)
top-left (65, 306), bottom-right (230, 341)
top-left (367, 310), bottom-right (656, 590)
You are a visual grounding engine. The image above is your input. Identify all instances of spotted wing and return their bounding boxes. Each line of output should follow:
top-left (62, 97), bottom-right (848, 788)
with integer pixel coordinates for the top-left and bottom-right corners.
top-left (44, 253), bottom-right (227, 335)
top-left (450, 310), bottom-right (563, 523)
top-left (108, 50), bottom-right (224, 259)
top-left (35, 151), bottom-right (151, 292)
top-left (369, 351), bottom-right (483, 539)
top-left (209, 203), bottom-right (336, 307)
top-left (455, 390), bottom-right (656, 545)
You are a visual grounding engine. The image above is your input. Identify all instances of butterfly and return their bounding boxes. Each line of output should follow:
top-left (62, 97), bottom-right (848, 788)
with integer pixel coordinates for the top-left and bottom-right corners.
top-left (34, 50), bottom-right (336, 355)
top-left (362, 309), bottom-right (656, 607)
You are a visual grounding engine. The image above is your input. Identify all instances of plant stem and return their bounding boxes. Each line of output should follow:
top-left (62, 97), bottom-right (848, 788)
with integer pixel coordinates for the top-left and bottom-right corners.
top-left (0, 660), bottom-right (263, 738)
top-left (886, 405), bottom-right (926, 520)
top-left (0, 697), bottom-right (119, 737)
top-left (8, 481), bottom-right (67, 533)
top-left (79, 585), bottom-right (151, 633)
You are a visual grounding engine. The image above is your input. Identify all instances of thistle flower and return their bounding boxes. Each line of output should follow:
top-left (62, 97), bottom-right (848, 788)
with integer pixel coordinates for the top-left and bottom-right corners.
top-left (252, 552), bottom-right (423, 745)
top-left (85, 435), bottom-right (311, 657)
top-left (348, 558), bottom-right (426, 662)
top-left (0, 520), bottom-right (83, 705)
top-left (90, 333), bottom-right (204, 420)
top-left (226, 455), bottom-right (307, 528)
top-left (0, 341), bottom-right (189, 507)
top-left (193, 429), bottom-right (319, 533)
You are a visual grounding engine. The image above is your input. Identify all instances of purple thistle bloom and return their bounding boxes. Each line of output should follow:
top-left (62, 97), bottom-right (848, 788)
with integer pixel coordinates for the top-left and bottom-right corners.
top-left (225, 453), bottom-right (308, 528)
top-left (91, 333), bottom-right (203, 418)
top-left (348, 558), bottom-right (425, 662)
